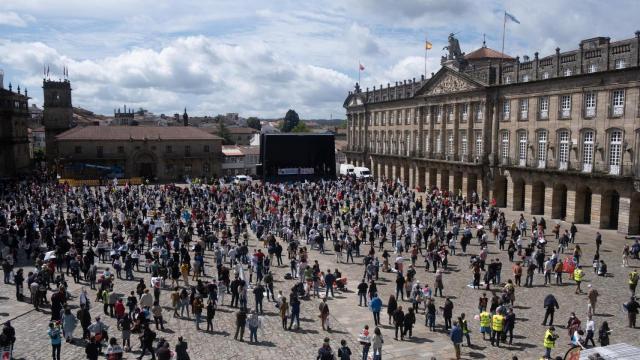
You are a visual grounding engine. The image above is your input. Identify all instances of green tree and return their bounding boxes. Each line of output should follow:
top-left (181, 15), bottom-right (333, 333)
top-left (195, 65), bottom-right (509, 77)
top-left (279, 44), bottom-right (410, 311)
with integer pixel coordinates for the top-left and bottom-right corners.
top-left (246, 117), bottom-right (261, 130)
top-left (281, 109), bottom-right (300, 132)
top-left (291, 121), bottom-right (309, 133)
top-left (217, 120), bottom-right (234, 145)
top-left (136, 107), bottom-right (146, 116)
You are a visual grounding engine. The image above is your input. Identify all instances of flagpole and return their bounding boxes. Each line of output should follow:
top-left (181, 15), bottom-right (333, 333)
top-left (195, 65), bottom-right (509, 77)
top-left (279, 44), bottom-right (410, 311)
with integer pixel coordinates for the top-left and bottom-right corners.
top-left (358, 59), bottom-right (361, 84)
top-left (500, 11), bottom-right (507, 83)
top-left (424, 38), bottom-right (428, 79)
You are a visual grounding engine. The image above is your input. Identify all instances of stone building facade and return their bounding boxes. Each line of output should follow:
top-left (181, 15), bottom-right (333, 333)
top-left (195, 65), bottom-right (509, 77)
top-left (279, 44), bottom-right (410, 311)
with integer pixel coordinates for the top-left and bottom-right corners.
top-left (0, 83), bottom-right (31, 176)
top-left (42, 79), bottom-right (73, 163)
top-left (344, 32), bottom-right (640, 234)
top-left (55, 126), bottom-right (222, 181)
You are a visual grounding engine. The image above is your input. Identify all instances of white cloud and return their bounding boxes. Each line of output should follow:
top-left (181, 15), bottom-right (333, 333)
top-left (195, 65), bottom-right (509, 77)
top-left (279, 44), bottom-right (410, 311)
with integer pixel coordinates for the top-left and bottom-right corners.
top-left (0, 11), bottom-right (31, 27)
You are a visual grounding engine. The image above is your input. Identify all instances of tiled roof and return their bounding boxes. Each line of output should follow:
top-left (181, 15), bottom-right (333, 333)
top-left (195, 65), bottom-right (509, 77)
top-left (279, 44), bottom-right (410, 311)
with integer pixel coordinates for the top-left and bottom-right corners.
top-left (56, 126), bottom-right (222, 141)
top-left (465, 47), bottom-right (514, 60)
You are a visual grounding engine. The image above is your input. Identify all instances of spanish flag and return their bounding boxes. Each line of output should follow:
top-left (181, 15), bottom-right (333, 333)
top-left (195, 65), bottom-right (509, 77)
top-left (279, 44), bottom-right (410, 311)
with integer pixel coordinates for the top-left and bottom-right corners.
top-left (425, 41), bottom-right (433, 50)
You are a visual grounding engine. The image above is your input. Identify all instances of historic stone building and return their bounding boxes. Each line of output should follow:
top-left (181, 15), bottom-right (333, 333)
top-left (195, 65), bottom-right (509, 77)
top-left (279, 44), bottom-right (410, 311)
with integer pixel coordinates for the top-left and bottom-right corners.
top-left (0, 81), bottom-right (31, 176)
top-left (42, 79), bottom-right (74, 163)
top-left (55, 126), bottom-right (223, 181)
top-left (344, 32), bottom-right (640, 234)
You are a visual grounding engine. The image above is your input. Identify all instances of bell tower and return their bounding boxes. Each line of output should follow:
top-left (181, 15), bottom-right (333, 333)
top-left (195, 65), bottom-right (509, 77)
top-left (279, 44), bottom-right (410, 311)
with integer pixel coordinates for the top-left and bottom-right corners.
top-left (42, 79), bottom-right (73, 163)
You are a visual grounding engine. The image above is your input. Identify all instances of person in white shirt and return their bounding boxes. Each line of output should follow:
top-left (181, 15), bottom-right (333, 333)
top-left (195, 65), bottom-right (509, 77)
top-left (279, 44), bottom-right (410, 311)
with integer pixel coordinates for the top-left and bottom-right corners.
top-left (584, 315), bottom-right (596, 347)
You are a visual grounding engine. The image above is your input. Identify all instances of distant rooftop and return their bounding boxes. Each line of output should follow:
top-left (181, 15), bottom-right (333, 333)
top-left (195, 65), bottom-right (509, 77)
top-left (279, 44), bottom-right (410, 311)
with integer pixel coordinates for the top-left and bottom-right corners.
top-left (56, 126), bottom-right (222, 141)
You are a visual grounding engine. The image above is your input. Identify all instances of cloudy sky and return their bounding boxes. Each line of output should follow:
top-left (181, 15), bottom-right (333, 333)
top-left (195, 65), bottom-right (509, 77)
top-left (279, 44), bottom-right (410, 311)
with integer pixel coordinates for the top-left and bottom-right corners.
top-left (0, 0), bottom-right (638, 119)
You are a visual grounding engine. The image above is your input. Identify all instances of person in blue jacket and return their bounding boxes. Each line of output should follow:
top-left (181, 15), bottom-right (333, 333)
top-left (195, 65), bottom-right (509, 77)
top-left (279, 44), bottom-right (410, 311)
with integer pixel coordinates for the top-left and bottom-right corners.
top-left (449, 320), bottom-right (463, 360)
top-left (369, 294), bottom-right (382, 326)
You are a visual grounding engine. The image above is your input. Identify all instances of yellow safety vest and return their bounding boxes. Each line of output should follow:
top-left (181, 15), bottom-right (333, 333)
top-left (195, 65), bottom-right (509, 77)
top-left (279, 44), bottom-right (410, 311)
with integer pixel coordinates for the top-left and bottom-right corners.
top-left (543, 329), bottom-right (556, 349)
top-left (491, 314), bottom-right (504, 332)
top-left (574, 269), bottom-right (583, 281)
top-left (480, 312), bottom-right (490, 327)
top-left (629, 271), bottom-right (639, 285)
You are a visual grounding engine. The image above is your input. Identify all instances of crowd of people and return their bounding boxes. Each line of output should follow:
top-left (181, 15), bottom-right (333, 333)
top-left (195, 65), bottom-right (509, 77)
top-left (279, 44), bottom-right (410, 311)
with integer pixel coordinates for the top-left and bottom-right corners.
top-left (0, 174), bottom-right (638, 360)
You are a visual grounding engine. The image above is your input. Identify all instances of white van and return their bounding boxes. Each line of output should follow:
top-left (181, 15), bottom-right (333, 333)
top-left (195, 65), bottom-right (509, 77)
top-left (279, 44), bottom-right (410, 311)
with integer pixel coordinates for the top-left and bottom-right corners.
top-left (354, 166), bottom-right (372, 179)
top-left (339, 164), bottom-right (355, 177)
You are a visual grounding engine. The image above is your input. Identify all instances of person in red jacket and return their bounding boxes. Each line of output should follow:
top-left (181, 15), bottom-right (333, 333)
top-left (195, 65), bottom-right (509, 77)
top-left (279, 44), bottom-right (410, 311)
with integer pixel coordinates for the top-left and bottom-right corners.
top-left (114, 299), bottom-right (126, 320)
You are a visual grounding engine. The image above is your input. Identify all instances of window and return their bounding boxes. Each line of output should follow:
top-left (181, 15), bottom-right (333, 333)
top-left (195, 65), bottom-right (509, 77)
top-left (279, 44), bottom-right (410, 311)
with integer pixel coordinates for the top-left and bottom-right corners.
top-left (461, 104), bottom-right (469, 122)
top-left (74, 146), bottom-right (82, 154)
top-left (505, 75), bottom-right (512, 84)
top-left (563, 68), bottom-right (572, 77)
top-left (518, 132), bottom-right (527, 166)
top-left (539, 97), bottom-right (549, 119)
top-left (502, 100), bottom-right (511, 120)
top-left (117, 146), bottom-right (124, 154)
top-left (609, 130), bottom-right (623, 175)
top-left (185, 145), bottom-right (191, 157)
top-left (424, 132), bottom-right (430, 154)
top-left (560, 95), bottom-right (572, 118)
top-left (204, 145), bottom-right (210, 153)
top-left (542, 72), bottom-right (550, 79)
top-left (615, 58), bottom-right (626, 69)
top-left (97, 146), bottom-right (104, 158)
top-left (558, 130), bottom-right (570, 170)
top-left (184, 163), bottom-right (192, 174)
top-left (474, 130), bottom-right (483, 159)
top-left (435, 106), bottom-right (442, 123)
top-left (447, 105), bottom-right (454, 123)
top-left (405, 109), bottom-right (410, 125)
top-left (522, 74), bottom-right (529, 82)
top-left (582, 131), bottom-right (594, 172)
top-left (537, 131), bottom-right (548, 168)
top-left (203, 163), bottom-right (210, 173)
top-left (588, 63), bottom-right (598, 73)
top-left (460, 131), bottom-right (468, 157)
top-left (435, 131), bottom-right (442, 154)
top-left (612, 89), bottom-right (625, 116)
top-left (519, 99), bottom-right (529, 120)
top-left (405, 132), bottom-right (410, 156)
top-left (166, 145), bottom-right (173, 153)
top-left (584, 92), bottom-right (596, 117)
top-left (447, 131), bottom-right (454, 157)
top-left (500, 132), bottom-right (510, 163)
top-left (475, 103), bottom-right (484, 122)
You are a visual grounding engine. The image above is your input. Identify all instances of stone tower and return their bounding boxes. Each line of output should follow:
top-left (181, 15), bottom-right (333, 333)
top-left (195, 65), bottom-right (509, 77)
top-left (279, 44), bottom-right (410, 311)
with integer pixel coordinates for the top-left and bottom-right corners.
top-left (42, 79), bottom-right (73, 163)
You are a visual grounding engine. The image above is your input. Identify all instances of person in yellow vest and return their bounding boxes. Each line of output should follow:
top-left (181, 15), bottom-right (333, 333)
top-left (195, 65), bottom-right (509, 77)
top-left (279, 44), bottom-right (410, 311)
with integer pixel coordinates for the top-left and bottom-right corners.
top-left (573, 266), bottom-right (584, 294)
top-left (490, 312), bottom-right (504, 347)
top-left (479, 310), bottom-right (491, 340)
top-left (543, 326), bottom-right (558, 359)
top-left (629, 269), bottom-right (639, 295)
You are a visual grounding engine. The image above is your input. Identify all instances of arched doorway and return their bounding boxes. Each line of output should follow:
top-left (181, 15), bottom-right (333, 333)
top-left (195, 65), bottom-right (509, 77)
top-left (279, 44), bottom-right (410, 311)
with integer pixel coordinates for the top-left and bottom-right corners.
top-left (552, 183), bottom-right (568, 220)
top-left (466, 173), bottom-right (478, 200)
top-left (440, 169), bottom-right (450, 191)
top-left (453, 171), bottom-right (463, 195)
top-left (134, 152), bottom-right (157, 179)
top-left (531, 181), bottom-right (545, 215)
top-left (512, 178), bottom-right (525, 211)
top-left (575, 186), bottom-right (592, 224)
top-left (493, 175), bottom-right (507, 208)
top-left (600, 190), bottom-right (620, 230)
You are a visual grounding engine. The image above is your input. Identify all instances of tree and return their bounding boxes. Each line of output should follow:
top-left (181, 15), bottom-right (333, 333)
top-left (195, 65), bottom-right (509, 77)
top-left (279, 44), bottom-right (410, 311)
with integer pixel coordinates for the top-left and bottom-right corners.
top-left (281, 109), bottom-right (300, 132)
top-left (217, 120), bottom-right (234, 145)
top-left (136, 107), bottom-right (147, 116)
top-left (291, 121), bottom-right (310, 133)
top-left (246, 117), bottom-right (261, 131)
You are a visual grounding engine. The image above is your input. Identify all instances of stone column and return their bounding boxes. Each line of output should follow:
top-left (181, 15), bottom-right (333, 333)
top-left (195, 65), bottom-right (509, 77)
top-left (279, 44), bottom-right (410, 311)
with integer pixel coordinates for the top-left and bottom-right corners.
top-left (453, 103), bottom-right (460, 160)
top-left (506, 176), bottom-right (514, 210)
top-left (449, 174), bottom-right (455, 193)
top-left (524, 183), bottom-right (533, 213)
top-left (462, 175), bottom-right (468, 200)
top-left (408, 166), bottom-right (415, 189)
top-left (565, 188), bottom-right (577, 223)
top-left (384, 163), bottom-right (390, 179)
top-left (490, 102), bottom-right (499, 165)
top-left (591, 193), bottom-right (602, 228)
top-left (544, 185), bottom-right (554, 216)
top-left (618, 196), bottom-right (631, 234)
top-left (436, 171), bottom-right (442, 190)
top-left (479, 177), bottom-right (487, 200)
top-left (417, 166), bottom-right (426, 190)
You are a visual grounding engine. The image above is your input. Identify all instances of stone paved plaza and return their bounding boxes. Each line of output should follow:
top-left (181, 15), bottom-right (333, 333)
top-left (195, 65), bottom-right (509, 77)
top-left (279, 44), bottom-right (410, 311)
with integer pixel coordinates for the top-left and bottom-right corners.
top-left (0, 189), bottom-right (638, 360)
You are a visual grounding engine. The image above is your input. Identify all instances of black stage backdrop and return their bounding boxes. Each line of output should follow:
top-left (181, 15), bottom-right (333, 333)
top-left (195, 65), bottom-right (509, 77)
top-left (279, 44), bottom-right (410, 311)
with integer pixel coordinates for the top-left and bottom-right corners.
top-left (259, 133), bottom-right (336, 182)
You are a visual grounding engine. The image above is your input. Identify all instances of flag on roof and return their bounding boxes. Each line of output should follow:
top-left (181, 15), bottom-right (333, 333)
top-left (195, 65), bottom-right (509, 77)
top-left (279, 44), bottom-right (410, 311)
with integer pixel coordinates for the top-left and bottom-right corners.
top-left (359, 63), bottom-right (365, 71)
top-left (505, 11), bottom-right (520, 24)
top-left (425, 41), bottom-right (433, 50)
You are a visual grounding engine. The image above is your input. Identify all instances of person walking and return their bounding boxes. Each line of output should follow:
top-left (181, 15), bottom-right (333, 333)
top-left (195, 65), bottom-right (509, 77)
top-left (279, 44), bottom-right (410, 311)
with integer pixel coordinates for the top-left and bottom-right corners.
top-left (458, 313), bottom-right (471, 347)
top-left (357, 279), bottom-right (368, 307)
top-left (573, 266), bottom-right (584, 294)
top-left (247, 310), bottom-right (261, 343)
top-left (386, 295), bottom-right (397, 325)
top-left (175, 336), bottom-right (190, 360)
top-left (371, 327), bottom-right (383, 360)
top-left (369, 294), bottom-right (382, 326)
top-left (450, 320), bottom-right (463, 360)
top-left (490, 311), bottom-right (504, 347)
top-left (279, 297), bottom-right (289, 329)
top-left (234, 308), bottom-right (247, 341)
top-left (392, 306), bottom-right (405, 340)
top-left (358, 325), bottom-right (371, 360)
top-left (625, 296), bottom-right (639, 328)
top-left (206, 300), bottom-right (215, 332)
top-left (319, 298), bottom-right (331, 331)
top-left (629, 269), bottom-right (639, 296)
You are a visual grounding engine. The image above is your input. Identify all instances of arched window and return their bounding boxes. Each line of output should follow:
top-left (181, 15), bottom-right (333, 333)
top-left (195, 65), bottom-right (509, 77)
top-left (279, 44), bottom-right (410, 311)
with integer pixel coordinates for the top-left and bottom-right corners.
top-left (537, 130), bottom-right (548, 168)
top-left (500, 131), bottom-right (510, 164)
top-left (582, 130), bottom-right (594, 173)
top-left (609, 129), bottom-right (623, 175)
top-left (517, 131), bottom-right (527, 166)
top-left (558, 130), bottom-right (570, 170)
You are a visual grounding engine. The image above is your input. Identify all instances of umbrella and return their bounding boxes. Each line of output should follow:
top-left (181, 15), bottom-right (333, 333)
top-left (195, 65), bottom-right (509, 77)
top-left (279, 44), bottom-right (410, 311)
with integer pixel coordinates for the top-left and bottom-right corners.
top-left (44, 251), bottom-right (56, 261)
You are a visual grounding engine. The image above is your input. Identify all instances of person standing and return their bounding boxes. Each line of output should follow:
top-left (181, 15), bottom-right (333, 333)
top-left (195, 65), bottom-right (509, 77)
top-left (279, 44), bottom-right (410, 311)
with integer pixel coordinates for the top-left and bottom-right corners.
top-left (504, 308), bottom-right (516, 345)
top-left (319, 298), bottom-right (331, 331)
top-left (490, 312), bottom-right (504, 347)
top-left (629, 269), bottom-right (639, 296)
top-left (625, 296), bottom-right (639, 328)
top-left (402, 308), bottom-right (416, 339)
top-left (289, 291), bottom-right (300, 330)
top-left (48, 322), bottom-right (62, 360)
top-left (247, 310), bottom-right (261, 343)
top-left (573, 266), bottom-right (584, 294)
top-left (450, 320), bottom-right (463, 360)
top-left (598, 321), bottom-right (610, 346)
top-left (234, 308), bottom-right (247, 341)
top-left (175, 336), bottom-right (190, 360)
top-left (542, 326), bottom-right (558, 359)
top-left (358, 325), bottom-right (371, 360)
top-left (479, 310), bottom-right (490, 340)
top-left (458, 313), bottom-right (471, 347)
top-left (371, 327), bottom-right (383, 360)
top-left (393, 306), bottom-right (405, 340)
top-left (584, 315), bottom-right (596, 347)
top-left (357, 279), bottom-right (368, 307)
top-left (279, 297), bottom-right (289, 329)
top-left (192, 296), bottom-right (203, 330)
top-left (441, 297), bottom-right (454, 331)
top-left (206, 300), bottom-right (216, 332)
top-left (587, 285), bottom-right (599, 315)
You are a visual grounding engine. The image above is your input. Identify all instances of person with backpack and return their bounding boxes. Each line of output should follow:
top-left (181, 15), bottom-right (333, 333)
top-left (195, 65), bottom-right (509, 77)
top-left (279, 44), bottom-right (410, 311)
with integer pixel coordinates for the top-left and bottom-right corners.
top-left (48, 322), bottom-right (63, 360)
top-left (317, 337), bottom-right (336, 360)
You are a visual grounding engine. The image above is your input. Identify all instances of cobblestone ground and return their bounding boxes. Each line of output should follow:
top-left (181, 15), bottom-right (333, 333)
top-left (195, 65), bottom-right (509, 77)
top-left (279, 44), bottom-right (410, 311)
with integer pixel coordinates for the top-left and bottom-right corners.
top-left (1, 191), bottom-right (639, 360)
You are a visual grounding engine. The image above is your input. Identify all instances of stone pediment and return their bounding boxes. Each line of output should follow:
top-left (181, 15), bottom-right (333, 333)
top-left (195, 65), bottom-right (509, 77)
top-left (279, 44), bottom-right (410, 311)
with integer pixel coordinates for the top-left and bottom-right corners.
top-left (416, 67), bottom-right (484, 96)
